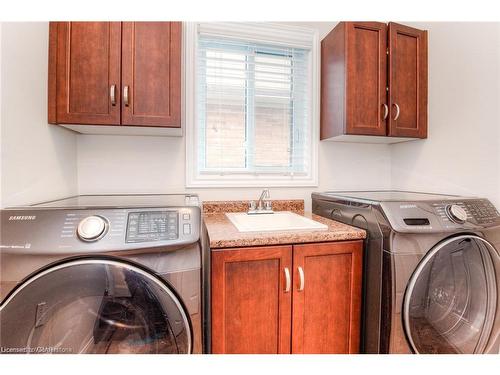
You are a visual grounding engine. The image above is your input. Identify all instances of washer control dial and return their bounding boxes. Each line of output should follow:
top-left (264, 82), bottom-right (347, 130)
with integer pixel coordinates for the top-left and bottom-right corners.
top-left (77, 215), bottom-right (108, 241)
top-left (445, 204), bottom-right (468, 224)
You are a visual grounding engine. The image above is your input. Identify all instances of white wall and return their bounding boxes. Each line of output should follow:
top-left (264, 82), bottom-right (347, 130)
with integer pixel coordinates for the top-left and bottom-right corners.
top-left (0, 23), bottom-right (3, 208)
top-left (0, 21), bottom-right (391, 210)
top-left (76, 21), bottom-right (393, 211)
top-left (391, 22), bottom-right (500, 207)
top-left (0, 22), bottom-right (78, 207)
top-left (77, 136), bottom-right (392, 211)
top-left (3, 22), bottom-right (499, 211)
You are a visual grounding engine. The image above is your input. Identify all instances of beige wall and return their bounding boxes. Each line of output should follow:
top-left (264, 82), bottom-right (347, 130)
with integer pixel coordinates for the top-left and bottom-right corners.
top-left (0, 22), bottom-right (78, 207)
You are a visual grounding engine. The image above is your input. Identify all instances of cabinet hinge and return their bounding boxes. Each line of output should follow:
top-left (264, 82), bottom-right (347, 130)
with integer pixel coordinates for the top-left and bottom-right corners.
top-left (386, 87), bottom-right (389, 92)
top-left (386, 48), bottom-right (389, 55)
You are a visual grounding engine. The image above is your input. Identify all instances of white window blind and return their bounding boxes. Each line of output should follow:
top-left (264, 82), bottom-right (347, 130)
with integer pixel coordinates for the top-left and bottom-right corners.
top-left (196, 25), bottom-right (313, 177)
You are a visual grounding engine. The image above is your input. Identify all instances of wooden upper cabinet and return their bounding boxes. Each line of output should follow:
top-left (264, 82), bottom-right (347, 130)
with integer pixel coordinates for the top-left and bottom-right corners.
top-left (320, 21), bottom-right (427, 141)
top-left (48, 21), bottom-right (182, 129)
top-left (321, 21), bottom-right (387, 140)
top-left (121, 22), bottom-right (182, 127)
top-left (211, 246), bottom-right (292, 354)
top-left (388, 22), bottom-right (428, 138)
top-left (345, 22), bottom-right (388, 136)
top-left (291, 241), bottom-right (363, 354)
top-left (49, 22), bottom-right (122, 125)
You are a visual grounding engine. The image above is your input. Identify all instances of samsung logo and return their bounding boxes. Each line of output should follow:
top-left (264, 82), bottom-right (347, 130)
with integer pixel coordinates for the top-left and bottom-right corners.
top-left (8, 215), bottom-right (37, 221)
top-left (400, 204), bottom-right (417, 209)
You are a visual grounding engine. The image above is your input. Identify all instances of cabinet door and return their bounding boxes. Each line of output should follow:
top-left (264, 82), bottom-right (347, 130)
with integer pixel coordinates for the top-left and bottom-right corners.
top-left (121, 22), bottom-right (182, 127)
top-left (388, 22), bottom-right (428, 138)
top-left (291, 241), bottom-right (363, 354)
top-left (211, 246), bottom-right (292, 354)
top-left (50, 22), bottom-right (122, 125)
top-left (345, 22), bottom-right (388, 136)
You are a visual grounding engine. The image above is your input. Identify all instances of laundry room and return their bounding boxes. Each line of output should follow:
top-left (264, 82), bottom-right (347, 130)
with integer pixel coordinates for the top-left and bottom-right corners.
top-left (0, 0), bottom-right (499, 374)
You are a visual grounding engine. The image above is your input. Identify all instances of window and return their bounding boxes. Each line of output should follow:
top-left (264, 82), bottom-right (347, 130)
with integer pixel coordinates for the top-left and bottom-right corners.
top-left (185, 23), bottom-right (319, 187)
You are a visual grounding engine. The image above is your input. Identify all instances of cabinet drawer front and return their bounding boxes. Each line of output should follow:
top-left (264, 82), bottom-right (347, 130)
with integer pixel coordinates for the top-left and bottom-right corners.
top-left (346, 22), bottom-right (388, 136)
top-left (121, 22), bottom-right (182, 127)
top-left (53, 22), bottom-right (122, 125)
top-left (211, 246), bottom-right (292, 354)
top-left (388, 22), bottom-right (428, 138)
top-left (292, 241), bottom-right (363, 354)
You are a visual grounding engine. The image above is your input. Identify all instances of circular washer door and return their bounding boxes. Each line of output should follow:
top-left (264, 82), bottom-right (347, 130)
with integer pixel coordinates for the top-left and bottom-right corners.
top-left (0, 258), bottom-right (191, 354)
top-left (403, 235), bottom-right (498, 354)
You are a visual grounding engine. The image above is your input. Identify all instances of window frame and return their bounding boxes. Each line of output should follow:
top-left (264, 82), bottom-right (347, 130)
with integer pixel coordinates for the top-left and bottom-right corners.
top-left (184, 22), bottom-right (319, 188)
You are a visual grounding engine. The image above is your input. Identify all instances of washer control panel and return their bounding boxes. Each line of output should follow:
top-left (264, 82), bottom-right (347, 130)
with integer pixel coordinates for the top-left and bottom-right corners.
top-left (126, 211), bottom-right (179, 243)
top-left (0, 205), bottom-right (201, 254)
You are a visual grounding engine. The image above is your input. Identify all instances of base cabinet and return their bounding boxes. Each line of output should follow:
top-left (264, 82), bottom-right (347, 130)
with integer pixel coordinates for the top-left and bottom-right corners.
top-left (211, 246), bottom-right (292, 354)
top-left (211, 241), bottom-right (363, 354)
top-left (291, 242), bottom-right (363, 353)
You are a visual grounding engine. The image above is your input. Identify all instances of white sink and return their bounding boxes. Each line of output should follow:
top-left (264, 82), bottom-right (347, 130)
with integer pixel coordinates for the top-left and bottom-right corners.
top-left (226, 211), bottom-right (328, 233)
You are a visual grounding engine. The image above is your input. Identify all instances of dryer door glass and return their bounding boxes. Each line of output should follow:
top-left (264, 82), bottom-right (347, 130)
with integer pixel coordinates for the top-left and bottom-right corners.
top-left (0, 259), bottom-right (191, 354)
top-left (403, 236), bottom-right (497, 354)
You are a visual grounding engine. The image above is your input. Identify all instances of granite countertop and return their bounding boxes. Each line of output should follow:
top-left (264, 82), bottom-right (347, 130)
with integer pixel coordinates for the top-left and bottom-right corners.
top-left (203, 200), bottom-right (366, 249)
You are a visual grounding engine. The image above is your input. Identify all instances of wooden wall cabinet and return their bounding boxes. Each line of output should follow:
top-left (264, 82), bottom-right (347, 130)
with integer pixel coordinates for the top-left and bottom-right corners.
top-left (320, 21), bottom-right (427, 143)
top-left (48, 22), bottom-right (181, 132)
top-left (211, 241), bottom-right (363, 354)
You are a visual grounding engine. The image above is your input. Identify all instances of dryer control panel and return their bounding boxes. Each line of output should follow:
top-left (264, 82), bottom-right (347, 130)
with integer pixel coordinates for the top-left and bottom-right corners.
top-left (462, 200), bottom-right (500, 224)
top-left (432, 199), bottom-right (500, 226)
top-left (380, 198), bottom-right (500, 233)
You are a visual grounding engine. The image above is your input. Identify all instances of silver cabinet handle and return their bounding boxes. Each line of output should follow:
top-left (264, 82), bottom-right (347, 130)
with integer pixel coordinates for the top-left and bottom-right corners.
top-left (123, 85), bottom-right (130, 107)
top-left (382, 103), bottom-right (388, 120)
top-left (393, 103), bottom-right (400, 121)
top-left (298, 266), bottom-right (305, 291)
top-left (110, 85), bottom-right (116, 106)
top-left (284, 267), bottom-right (291, 293)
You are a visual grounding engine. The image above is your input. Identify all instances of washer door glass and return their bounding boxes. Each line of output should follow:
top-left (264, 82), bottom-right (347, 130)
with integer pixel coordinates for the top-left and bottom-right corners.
top-left (403, 236), bottom-right (497, 354)
top-left (0, 259), bottom-right (191, 354)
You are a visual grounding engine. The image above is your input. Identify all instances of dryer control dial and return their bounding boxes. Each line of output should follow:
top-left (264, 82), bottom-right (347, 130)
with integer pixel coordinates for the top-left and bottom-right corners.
top-left (77, 215), bottom-right (108, 242)
top-left (445, 204), bottom-right (467, 224)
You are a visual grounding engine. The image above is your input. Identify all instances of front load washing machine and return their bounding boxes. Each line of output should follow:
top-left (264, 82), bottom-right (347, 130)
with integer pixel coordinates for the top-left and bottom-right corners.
top-left (0, 194), bottom-right (210, 354)
top-left (312, 191), bottom-right (500, 354)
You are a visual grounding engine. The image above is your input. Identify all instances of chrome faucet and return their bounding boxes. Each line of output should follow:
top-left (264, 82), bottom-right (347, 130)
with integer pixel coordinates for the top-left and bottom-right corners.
top-left (248, 189), bottom-right (274, 214)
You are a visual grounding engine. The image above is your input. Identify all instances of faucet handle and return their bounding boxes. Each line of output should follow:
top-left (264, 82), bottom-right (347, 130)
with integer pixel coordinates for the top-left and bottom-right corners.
top-left (249, 200), bottom-right (257, 211)
top-left (264, 200), bottom-right (272, 211)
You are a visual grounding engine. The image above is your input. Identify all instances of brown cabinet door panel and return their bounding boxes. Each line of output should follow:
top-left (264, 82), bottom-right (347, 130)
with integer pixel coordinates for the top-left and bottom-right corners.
top-left (211, 246), bottom-right (292, 354)
top-left (388, 22), bottom-right (428, 138)
top-left (346, 22), bottom-right (388, 136)
top-left (292, 241), bottom-right (363, 354)
top-left (320, 22), bottom-right (346, 140)
top-left (121, 22), bottom-right (182, 127)
top-left (54, 22), bottom-right (121, 125)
